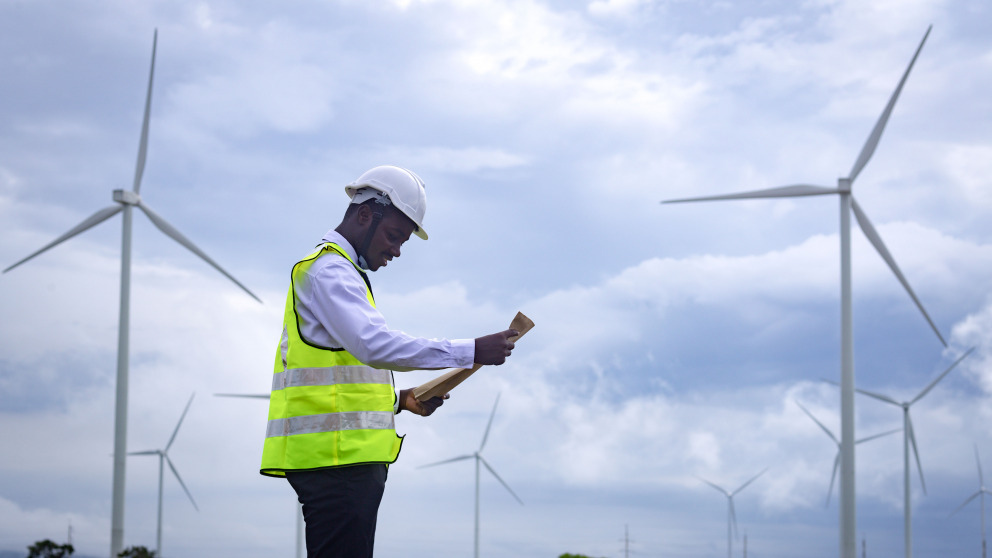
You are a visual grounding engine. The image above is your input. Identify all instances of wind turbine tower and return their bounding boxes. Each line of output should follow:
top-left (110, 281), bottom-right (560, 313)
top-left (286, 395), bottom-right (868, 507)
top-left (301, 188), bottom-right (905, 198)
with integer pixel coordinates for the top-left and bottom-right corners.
top-left (128, 393), bottom-right (198, 557)
top-left (420, 394), bottom-right (523, 558)
top-left (950, 444), bottom-right (991, 558)
top-left (698, 468), bottom-right (767, 558)
top-left (854, 347), bottom-right (974, 558)
top-left (3, 31), bottom-right (260, 557)
top-left (663, 26), bottom-right (943, 558)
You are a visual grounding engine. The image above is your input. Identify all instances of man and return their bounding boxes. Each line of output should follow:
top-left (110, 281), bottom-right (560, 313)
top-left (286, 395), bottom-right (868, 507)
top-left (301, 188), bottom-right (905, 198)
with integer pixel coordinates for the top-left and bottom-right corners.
top-left (260, 165), bottom-right (517, 558)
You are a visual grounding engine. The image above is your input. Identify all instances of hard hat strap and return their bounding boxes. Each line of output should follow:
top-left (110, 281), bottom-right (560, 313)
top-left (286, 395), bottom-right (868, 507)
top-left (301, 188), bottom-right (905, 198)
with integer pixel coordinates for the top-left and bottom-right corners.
top-left (356, 210), bottom-right (383, 270)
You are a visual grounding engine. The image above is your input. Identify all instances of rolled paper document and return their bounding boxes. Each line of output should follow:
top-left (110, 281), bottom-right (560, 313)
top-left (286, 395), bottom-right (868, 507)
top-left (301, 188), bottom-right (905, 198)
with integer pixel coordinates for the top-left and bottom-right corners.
top-left (413, 312), bottom-right (534, 401)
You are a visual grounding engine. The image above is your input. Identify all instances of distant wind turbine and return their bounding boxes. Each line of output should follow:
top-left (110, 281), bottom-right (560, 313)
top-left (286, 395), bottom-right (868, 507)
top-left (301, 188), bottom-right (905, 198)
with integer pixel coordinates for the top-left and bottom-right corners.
top-left (420, 393), bottom-right (523, 558)
top-left (214, 393), bottom-right (303, 558)
top-left (129, 393), bottom-right (198, 557)
top-left (850, 348), bottom-right (975, 558)
top-left (698, 468), bottom-right (767, 558)
top-left (950, 444), bottom-right (991, 558)
top-left (794, 400), bottom-right (900, 506)
top-left (2, 30), bottom-right (260, 557)
top-left (663, 25), bottom-right (941, 558)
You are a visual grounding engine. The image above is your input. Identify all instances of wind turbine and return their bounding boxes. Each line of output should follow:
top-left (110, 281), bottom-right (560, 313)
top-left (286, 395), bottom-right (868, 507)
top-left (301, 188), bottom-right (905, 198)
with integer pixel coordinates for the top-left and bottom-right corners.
top-left (853, 347), bottom-right (975, 558)
top-left (214, 393), bottom-right (304, 558)
top-left (419, 393), bottom-right (523, 558)
top-left (698, 468), bottom-right (767, 558)
top-left (3, 30), bottom-right (261, 557)
top-left (950, 444), bottom-right (991, 558)
top-left (128, 393), bottom-right (198, 557)
top-left (794, 400), bottom-right (900, 506)
top-left (662, 26), bottom-right (941, 558)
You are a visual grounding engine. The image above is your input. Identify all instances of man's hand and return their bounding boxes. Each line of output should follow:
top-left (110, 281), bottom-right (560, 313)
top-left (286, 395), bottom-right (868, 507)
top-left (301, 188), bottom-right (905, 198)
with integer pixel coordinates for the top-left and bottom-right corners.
top-left (473, 329), bottom-right (518, 366)
top-left (399, 388), bottom-right (449, 416)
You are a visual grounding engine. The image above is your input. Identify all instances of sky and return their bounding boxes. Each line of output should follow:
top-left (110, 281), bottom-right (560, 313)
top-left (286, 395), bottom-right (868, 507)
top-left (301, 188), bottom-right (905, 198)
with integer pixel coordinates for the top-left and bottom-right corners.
top-left (1, 0), bottom-right (991, 557)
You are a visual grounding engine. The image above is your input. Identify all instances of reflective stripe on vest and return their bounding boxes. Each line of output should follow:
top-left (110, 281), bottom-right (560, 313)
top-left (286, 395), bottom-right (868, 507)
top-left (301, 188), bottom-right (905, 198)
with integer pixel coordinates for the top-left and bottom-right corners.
top-left (260, 242), bottom-right (403, 477)
top-left (271, 366), bottom-right (391, 391)
top-left (266, 411), bottom-right (395, 438)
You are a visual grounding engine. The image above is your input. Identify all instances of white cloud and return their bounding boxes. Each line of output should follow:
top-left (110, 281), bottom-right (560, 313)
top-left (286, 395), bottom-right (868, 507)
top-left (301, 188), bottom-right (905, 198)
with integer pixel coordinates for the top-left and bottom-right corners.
top-left (364, 146), bottom-right (530, 175)
top-left (167, 22), bottom-right (337, 139)
top-left (588, 0), bottom-right (652, 18)
top-left (950, 298), bottom-right (992, 394)
top-left (0, 497), bottom-right (107, 554)
top-left (943, 144), bottom-right (992, 211)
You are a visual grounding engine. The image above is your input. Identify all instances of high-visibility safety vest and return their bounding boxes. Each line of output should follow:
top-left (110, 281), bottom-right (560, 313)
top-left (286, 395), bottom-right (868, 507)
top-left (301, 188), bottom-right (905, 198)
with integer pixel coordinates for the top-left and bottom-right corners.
top-left (260, 242), bottom-right (402, 477)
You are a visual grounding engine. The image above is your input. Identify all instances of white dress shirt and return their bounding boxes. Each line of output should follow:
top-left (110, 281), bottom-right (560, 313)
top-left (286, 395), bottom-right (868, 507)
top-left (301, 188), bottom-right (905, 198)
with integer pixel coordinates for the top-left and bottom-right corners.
top-left (294, 230), bottom-right (475, 374)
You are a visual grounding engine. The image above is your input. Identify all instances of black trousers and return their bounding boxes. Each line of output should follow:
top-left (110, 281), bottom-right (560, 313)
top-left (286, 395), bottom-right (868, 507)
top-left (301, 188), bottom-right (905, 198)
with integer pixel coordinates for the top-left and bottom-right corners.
top-left (286, 464), bottom-right (388, 558)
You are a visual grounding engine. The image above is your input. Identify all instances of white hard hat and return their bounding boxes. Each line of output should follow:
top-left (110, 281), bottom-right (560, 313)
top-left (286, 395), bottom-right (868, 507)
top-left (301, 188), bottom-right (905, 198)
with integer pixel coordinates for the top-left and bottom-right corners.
top-left (345, 165), bottom-right (428, 240)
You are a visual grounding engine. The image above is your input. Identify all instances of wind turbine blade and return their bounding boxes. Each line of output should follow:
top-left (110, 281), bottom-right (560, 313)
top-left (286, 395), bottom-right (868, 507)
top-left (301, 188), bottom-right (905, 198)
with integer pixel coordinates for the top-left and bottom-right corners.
top-left (850, 197), bottom-right (946, 346)
top-left (950, 492), bottom-right (982, 517)
top-left (827, 452), bottom-right (840, 507)
top-left (166, 393), bottom-right (195, 452)
top-left (847, 26), bottom-right (931, 183)
top-left (662, 185), bottom-right (840, 204)
top-left (911, 347), bottom-right (975, 404)
top-left (418, 454), bottom-right (473, 469)
top-left (127, 450), bottom-right (160, 456)
top-left (3, 205), bottom-right (123, 273)
top-left (133, 29), bottom-right (157, 195)
top-left (855, 428), bottom-right (902, 444)
top-left (214, 393), bottom-right (269, 399)
top-left (698, 477), bottom-right (731, 497)
top-left (478, 393), bottom-right (501, 453)
top-left (906, 414), bottom-right (927, 494)
top-left (136, 201), bottom-right (262, 303)
top-left (795, 400), bottom-right (840, 445)
top-left (479, 456), bottom-right (523, 505)
top-left (165, 456), bottom-right (199, 511)
top-left (976, 444), bottom-right (984, 487)
top-left (854, 386), bottom-right (901, 406)
top-left (733, 468), bottom-right (768, 495)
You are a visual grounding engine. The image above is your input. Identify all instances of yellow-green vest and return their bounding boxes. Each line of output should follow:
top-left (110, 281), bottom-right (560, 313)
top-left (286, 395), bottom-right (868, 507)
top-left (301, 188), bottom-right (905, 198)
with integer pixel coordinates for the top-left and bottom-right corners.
top-left (260, 242), bottom-right (403, 477)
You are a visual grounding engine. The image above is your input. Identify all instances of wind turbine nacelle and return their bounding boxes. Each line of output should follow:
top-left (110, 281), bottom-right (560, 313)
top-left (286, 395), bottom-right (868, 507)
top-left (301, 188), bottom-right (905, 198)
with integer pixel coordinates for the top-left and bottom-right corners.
top-left (113, 189), bottom-right (141, 205)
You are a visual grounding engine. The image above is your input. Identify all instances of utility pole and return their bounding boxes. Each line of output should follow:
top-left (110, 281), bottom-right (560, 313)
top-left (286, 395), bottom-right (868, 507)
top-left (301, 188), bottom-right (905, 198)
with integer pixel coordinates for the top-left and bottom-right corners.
top-left (617, 524), bottom-right (635, 558)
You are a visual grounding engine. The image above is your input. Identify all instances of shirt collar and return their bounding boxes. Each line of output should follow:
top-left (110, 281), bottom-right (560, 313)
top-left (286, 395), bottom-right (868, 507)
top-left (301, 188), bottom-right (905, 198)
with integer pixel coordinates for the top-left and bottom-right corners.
top-left (320, 229), bottom-right (359, 264)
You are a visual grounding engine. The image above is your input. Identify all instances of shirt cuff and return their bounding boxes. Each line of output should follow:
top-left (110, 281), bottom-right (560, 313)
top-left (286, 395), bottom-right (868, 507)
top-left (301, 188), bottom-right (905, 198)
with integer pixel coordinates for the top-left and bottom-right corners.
top-left (450, 338), bottom-right (476, 368)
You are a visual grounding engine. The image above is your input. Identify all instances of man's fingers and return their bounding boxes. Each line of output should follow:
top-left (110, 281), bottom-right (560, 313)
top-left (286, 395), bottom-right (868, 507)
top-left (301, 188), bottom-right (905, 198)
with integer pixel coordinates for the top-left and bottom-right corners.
top-left (475, 329), bottom-right (520, 366)
top-left (418, 395), bottom-right (447, 416)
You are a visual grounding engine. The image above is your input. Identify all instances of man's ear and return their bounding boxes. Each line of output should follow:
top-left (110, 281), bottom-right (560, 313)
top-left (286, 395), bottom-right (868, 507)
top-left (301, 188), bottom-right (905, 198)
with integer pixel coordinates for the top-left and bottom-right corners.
top-left (355, 203), bottom-right (373, 226)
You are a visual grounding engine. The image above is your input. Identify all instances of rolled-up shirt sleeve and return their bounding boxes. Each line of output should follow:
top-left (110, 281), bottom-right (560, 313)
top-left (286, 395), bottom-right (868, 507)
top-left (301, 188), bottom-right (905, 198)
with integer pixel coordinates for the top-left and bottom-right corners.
top-left (294, 248), bottom-right (475, 372)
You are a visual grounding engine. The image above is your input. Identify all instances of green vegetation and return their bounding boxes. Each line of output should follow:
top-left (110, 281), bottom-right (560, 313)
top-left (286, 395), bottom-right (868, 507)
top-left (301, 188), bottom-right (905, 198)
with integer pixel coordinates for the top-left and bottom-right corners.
top-left (26, 540), bottom-right (73, 558)
top-left (117, 547), bottom-right (156, 558)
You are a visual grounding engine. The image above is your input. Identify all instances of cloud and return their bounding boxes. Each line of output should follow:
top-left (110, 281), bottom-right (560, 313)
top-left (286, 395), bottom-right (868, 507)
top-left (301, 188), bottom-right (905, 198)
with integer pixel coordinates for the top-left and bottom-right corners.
top-left (2, 1), bottom-right (990, 556)
top-left (0, 497), bottom-right (107, 554)
top-left (363, 146), bottom-right (530, 175)
top-left (950, 298), bottom-right (992, 394)
top-left (587, 0), bottom-right (653, 18)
